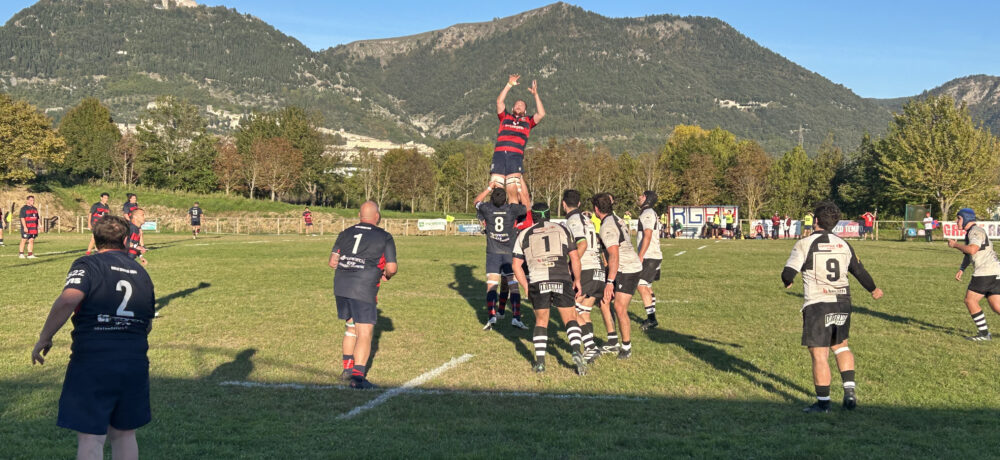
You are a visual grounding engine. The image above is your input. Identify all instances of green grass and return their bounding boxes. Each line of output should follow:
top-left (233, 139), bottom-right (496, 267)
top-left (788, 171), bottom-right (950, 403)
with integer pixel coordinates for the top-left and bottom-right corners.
top-left (48, 183), bottom-right (478, 219)
top-left (1, 234), bottom-right (998, 458)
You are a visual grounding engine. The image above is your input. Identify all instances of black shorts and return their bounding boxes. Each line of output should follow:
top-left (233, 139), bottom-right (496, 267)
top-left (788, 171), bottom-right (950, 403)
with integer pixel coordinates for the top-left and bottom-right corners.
top-left (861, 225), bottom-right (872, 235)
top-left (613, 271), bottom-right (641, 296)
top-left (804, 225), bottom-right (813, 231)
top-left (486, 252), bottom-right (514, 276)
top-left (336, 296), bottom-right (377, 325)
top-left (802, 302), bottom-right (851, 347)
top-left (489, 151), bottom-right (524, 177)
top-left (191, 220), bottom-right (200, 227)
top-left (726, 223), bottom-right (733, 231)
top-left (21, 232), bottom-right (36, 240)
top-left (968, 275), bottom-right (1000, 296)
top-left (638, 259), bottom-right (661, 285)
top-left (528, 281), bottom-right (575, 310)
top-left (579, 268), bottom-right (606, 299)
top-left (58, 358), bottom-right (151, 435)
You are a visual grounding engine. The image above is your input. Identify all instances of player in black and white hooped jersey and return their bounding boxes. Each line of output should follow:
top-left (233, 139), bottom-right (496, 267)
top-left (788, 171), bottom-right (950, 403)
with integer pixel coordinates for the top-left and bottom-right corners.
top-left (561, 189), bottom-right (604, 363)
top-left (782, 201), bottom-right (883, 413)
top-left (512, 202), bottom-right (586, 375)
top-left (593, 193), bottom-right (643, 359)
top-left (948, 208), bottom-right (1000, 341)
top-left (635, 190), bottom-right (663, 331)
top-left (32, 215), bottom-right (156, 459)
top-left (474, 183), bottom-right (531, 330)
top-left (329, 201), bottom-right (397, 390)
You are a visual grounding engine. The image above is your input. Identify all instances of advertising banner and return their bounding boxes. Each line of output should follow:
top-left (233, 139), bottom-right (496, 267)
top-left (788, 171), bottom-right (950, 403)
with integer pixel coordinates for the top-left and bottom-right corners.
top-left (942, 221), bottom-right (1000, 239)
top-left (667, 206), bottom-right (739, 238)
top-left (417, 219), bottom-right (447, 231)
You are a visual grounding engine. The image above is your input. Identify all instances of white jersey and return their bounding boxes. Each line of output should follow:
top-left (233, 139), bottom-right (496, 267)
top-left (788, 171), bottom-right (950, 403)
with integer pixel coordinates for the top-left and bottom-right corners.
top-left (599, 214), bottom-right (642, 274)
top-left (636, 207), bottom-right (662, 260)
top-left (563, 210), bottom-right (603, 271)
top-left (784, 231), bottom-right (876, 308)
top-left (963, 225), bottom-right (1000, 277)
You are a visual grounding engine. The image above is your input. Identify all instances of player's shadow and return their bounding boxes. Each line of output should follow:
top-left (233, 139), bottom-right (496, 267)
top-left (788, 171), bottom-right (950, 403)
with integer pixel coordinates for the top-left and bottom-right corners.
top-left (156, 282), bottom-right (212, 313)
top-left (448, 264), bottom-right (539, 366)
top-left (207, 348), bottom-right (256, 381)
top-left (635, 315), bottom-right (810, 402)
top-left (5, 251), bottom-right (82, 269)
top-left (782, 292), bottom-right (962, 336)
top-left (366, 309), bottom-right (395, 372)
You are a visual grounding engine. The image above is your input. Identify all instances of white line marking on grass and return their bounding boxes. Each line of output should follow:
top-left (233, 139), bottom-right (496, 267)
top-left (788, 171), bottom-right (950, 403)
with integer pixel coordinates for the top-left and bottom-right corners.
top-left (674, 251), bottom-right (686, 256)
top-left (714, 240), bottom-right (721, 243)
top-left (338, 353), bottom-right (474, 420)
top-left (697, 245), bottom-right (707, 250)
top-left (217, 380), bottom-right (647, 402)
top-left (0, 249), bottom-right (79, 258)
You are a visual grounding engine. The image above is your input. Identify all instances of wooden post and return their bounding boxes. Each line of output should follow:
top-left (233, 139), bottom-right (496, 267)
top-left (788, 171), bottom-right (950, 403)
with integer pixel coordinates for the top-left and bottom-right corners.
top-left (320, 221), bottom-right (324, 236)
top-left (236, 217), bottom-right (240, 235)
top-left (277, 218), bottom-right (281, 235)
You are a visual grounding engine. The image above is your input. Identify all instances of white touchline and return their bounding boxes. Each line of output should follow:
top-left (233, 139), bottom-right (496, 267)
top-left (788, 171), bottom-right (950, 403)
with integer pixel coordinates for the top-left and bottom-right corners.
top-left (697, 245), bottom-right (707, 250)
top-left (217, 379), bottom-right (648, 402)
top-left (337, 353), bottom-right (474, 420)
top-left (674, 251), bottom-right (686, 256)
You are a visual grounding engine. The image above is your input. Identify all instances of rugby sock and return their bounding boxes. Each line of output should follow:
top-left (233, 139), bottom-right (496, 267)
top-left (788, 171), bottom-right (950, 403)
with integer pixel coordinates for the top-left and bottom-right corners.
top-left (971, 311), bottom-right (989, 333)
top-left (645, 293), bottom-right (657, 321)
top-left (622, 340), bottom-right (632, 352)
top-left (841, 370), bottom-right (856, 390)
top-left (486, 289), bottom-right (498, 317)
top-left (498, 285), bottom-right (509, 316)
top-left (533, 326), bottom-right (547, 365)
top-left (815, 385), bottom-right (831, 402)
top-left (581, 323), bottom-right (596, 350)
top-left (511, 292), bottom-right (522, 319)
top-left (566, 321), bottom-right (582, 353)
top-left (342, 355), bottom-right (354, 370)
top-left (607, 331), bottom-right (619, 347)
top-left (351, 364), bottom-right (368, 380)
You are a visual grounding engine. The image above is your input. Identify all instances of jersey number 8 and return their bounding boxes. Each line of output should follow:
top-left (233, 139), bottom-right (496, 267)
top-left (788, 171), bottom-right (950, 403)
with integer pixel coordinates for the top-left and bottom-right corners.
top-left (494, 217), bottom-right (505, 233)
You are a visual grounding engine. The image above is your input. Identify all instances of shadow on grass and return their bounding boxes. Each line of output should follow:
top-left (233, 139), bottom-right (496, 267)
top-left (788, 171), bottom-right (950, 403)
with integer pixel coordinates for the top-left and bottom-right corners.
top-left (783, 291), bottom-right (962, 336)
top-left (635, 314), bottom-right (809, 403)
top-left (207, 348), bottom-right (256, 381)
top-left (156, 282), bottom-right (212, 312)
top-left (368, 308), bottom-right (395, 373)
top-left (447, 263), bottom-right (575, 371)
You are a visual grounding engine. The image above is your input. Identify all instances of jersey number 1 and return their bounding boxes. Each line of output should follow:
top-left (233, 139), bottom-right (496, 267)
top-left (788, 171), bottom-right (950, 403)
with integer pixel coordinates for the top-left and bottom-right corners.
top-left (352, 234), bottom-right (363, 254)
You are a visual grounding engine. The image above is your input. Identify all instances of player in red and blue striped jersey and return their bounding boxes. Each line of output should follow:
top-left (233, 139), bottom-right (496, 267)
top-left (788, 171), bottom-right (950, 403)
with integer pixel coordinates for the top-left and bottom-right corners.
top-left (490, 74), bottom-right (545, 205)
top-left (86, 193), bottom-right (112, 255)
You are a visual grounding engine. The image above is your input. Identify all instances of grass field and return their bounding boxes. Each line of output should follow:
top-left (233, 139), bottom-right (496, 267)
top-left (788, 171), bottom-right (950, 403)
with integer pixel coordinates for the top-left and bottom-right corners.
top-left (2, 233), bottom-right (999, 458)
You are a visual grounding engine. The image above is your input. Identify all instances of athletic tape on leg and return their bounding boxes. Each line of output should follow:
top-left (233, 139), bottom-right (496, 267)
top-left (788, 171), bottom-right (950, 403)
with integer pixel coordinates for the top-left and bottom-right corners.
top-left (834, 347), bottom-right (850, 355)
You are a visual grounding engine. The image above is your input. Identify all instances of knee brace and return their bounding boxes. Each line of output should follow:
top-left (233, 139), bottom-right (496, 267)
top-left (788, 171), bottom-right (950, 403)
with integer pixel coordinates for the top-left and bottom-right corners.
top-left (345, 321), bottom-right (357, 337)
top-left (834, 346), bottom-right (851, 355)
top-left (575, 302), bottom-right (593, 315)
top-left (489, 174), bottom-right (505, 187)
top-left (505, 176), bottom-right (521, 187)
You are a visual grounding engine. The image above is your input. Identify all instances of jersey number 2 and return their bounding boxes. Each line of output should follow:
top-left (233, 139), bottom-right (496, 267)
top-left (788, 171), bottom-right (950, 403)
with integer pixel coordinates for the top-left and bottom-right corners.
top-left (116, 280), bottom-right (134, 317)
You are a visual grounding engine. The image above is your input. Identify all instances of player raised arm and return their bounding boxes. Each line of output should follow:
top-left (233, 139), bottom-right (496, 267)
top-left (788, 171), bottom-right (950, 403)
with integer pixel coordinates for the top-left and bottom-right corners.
top-left (528, 79), bottom-right (545, 124)
top-left (496, 74), bottom-right (520, 115)
top-left (32, 289), bottom-right (86, 365)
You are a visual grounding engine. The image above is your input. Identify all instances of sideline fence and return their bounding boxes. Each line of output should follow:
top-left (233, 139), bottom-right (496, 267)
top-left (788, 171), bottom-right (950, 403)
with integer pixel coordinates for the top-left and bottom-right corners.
top-left (67, 216), bottom-right (487, 237)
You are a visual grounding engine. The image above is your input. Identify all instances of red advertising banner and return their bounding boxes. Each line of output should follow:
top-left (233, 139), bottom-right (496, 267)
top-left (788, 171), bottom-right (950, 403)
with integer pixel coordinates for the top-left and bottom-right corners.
top-left (942, 221), bottom-right (1000, 239)
top-left (832, 220), bottom-right (860, 238)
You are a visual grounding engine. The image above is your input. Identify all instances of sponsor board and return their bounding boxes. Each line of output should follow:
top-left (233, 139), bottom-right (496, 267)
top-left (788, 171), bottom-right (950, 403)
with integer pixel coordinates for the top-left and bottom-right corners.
top-left (416, 219), bottom-right (448, 231)
top-left (943, 221), bottom-right (1000, 239)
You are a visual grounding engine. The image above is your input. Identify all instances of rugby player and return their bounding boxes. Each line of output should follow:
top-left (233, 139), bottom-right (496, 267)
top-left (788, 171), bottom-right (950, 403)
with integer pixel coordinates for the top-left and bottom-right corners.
top-left (475, 183), bottom-right (531, 330)
top-left (32, 215), bottom-right (156, 460)
top-left (490, 74), bottom-right (545, 205)
top-left (782, 201), bottom-right (883, 413)
top-left (127, 209), bottom-right (148, 266)
top-left (593, 193), bottom-right (643, 359)
top-left (948, 208), bottom-right (1000, 341)
top-left (636, 191), bottom-right (662, 331)
top-left (512, 202), bottom-right (586, 375)
top-left (122, 194), bottom-right (138, 219)
top-left (19, 195), bottom-right (39, 259)
top-left (562, 190), bottom-right (604, 362)
top-left (303, 206), bottom-right (315, 236)
top-left (329, 201), bottom-right (397, 389)
top-left (85, 193), bottom-right (111, 255)
top-left (188, 202), bottom-right (203, 239)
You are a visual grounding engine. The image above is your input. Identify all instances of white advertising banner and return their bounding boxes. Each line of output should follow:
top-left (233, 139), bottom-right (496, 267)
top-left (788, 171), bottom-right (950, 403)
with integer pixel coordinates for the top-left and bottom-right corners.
top-left (417, 219), bottom-right (448, 231)
top-left (942, 221), bottom-right (1000, 239)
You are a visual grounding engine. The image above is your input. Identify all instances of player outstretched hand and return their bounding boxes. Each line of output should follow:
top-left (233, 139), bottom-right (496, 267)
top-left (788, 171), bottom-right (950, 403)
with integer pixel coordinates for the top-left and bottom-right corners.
top-left (955, 269), bottom-right (964, 281)
top-left (31, 339), bottom-right (52, 365)
top-left (871, 288), bottom-right (884, 300)
top-left (947, 239), bottom-right (958, 248)
top-left (528, 80), bottom-right (538, 95)
top-left (508, 74), bottom-right (520, 86)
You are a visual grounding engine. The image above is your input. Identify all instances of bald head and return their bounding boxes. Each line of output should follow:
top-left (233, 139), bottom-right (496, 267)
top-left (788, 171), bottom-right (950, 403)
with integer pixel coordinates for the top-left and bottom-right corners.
top-left (359, 201), bottom-right (380, 224)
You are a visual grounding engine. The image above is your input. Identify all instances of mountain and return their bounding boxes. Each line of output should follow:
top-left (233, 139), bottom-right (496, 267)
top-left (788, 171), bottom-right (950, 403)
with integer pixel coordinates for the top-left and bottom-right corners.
top-left (0, 0), bottom-right (895, 153)
top-left (874, 75), bottom-right (1000, 135)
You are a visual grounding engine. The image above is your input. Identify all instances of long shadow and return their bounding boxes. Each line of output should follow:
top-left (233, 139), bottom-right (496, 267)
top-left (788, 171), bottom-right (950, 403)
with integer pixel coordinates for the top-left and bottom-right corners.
top-left (782, 291), bottom-right (962, 336)
top-left (146, 236), bottom-right (219, 251)
top-left (367, 308), bottom-right (395, 373)
top-left (207, 348), bottom-right (257, 381)
top-left (156, 282), bottom-right (212, 312)
top-left (636, 315), bottom-right (811, 402)
top-left (448, 264), bottom-right (574, 370)
top-left (3, 251), bottom-right (83, 269)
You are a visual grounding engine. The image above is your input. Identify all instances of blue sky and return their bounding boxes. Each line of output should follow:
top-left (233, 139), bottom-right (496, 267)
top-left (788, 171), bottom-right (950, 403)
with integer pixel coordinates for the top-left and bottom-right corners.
top-left (2, 1), bottom-right (997, 98)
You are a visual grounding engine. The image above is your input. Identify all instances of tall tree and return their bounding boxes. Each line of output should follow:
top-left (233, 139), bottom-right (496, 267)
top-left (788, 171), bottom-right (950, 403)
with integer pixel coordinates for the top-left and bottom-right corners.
top-left (879, 95), bottom-right (1000, 219)
top-left (768, 146), bottom-right (812, 217)
top-left (727, 140), bottom-right (771, 220)
top-left (213, 138), bottom-right (241, 195)
top-left (384, 148), bottom-right (433, 212)
top-left (0, 93), bottom-right (66, 183)
top-left (807, 133), bottom-right (844, 207)
top-left (109, 133), bottom-right (140, 186)
top-left (135, 96), bottom-right (217, 192)
top-left (679, 153), bottom-right (719, 205)
top-left (837, 133), bottom-right (888, 217)
top-left (58, 97), bottom-right (121, 179)
top-left (255, 137), bottom-right (303, 201)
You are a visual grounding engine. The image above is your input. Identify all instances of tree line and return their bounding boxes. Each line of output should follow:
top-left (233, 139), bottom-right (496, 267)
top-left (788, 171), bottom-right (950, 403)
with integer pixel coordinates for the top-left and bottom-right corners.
top-left (1, 92), bottom-right (997, 220)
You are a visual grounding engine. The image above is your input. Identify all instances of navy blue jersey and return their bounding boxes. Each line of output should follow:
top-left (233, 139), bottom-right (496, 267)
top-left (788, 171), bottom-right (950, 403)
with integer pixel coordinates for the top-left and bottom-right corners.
top-left (122, 202), bottom-right (138, 218)
top-left (476, 201), bottom-right (527, 254)
top-left (89, 202), bottom-right (111, 227)
top-left (188, 206), bottom-right (202, 222)
top-left (127, 222), bottom-right (143, 259)
top-left (63, 250), bottom-right (155, 361)
top-left (332, 224), bottom-right (397, 303)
